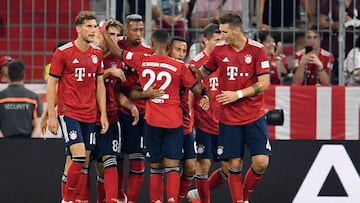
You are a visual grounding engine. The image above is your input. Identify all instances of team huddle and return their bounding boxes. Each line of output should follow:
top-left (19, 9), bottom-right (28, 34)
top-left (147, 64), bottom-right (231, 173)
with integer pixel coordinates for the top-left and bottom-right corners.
top-left (43, 10), bottom-right (272, 203)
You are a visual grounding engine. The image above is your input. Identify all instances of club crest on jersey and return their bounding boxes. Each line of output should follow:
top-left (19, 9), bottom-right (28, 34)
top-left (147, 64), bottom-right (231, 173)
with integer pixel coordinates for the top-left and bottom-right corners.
top-left (217, 146), bottom-right (224, 155)
top-left (91, 55), bottom-right (98, 64)
top-left (244, 54), bottom-right (252, 64)
top-left (69, 130), bottom-right (78, 140)
top-left (197, 145), bottom-right (205, 154)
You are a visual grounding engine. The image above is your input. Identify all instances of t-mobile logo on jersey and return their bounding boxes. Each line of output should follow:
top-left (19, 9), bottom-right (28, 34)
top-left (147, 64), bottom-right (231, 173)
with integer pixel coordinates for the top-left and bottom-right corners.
top-left (209, 77), bottom-right (219, 91)
top-left (75, 68), bottom-right (86, 81)
top-left (227, 66), bottom-right (238, 80)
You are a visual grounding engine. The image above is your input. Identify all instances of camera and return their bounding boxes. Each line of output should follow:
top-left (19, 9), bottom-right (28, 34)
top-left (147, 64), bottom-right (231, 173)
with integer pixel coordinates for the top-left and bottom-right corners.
top-left (266, 109), bottom-right (284, 126)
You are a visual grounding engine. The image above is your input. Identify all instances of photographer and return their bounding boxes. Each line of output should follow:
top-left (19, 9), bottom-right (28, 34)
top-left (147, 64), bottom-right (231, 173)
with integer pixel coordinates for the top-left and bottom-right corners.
top-left (293, 26), bottom-right (334, 86)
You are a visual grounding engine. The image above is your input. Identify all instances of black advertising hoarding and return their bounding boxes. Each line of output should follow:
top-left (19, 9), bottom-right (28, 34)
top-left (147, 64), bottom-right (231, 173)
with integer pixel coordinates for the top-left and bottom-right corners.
top-left (0, 139), bottom-right (359, 202)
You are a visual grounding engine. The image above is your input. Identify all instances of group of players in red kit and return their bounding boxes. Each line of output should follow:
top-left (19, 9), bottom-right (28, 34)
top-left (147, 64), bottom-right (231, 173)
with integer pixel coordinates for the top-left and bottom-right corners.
top-left (42, 9), bottom-right (272, 203)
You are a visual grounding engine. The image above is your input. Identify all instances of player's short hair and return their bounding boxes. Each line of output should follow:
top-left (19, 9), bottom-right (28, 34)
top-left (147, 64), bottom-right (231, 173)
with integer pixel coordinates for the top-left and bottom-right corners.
top-left (8, 60), bottom-right (25, 82)
top-left (203, 23), bottom-right (221, 39)
top-left (75, 10), bottom-right (97, 26)
top-left (125, 14), bottom-right (143, 24)
top-left (151, 30), bottom-right (169, 46)
top-left (106, 19), bottom-right (123, 32)
top-left (219, 12), bottom-right (243, 29)
top-left (169, 36), bottom-right (187, 47)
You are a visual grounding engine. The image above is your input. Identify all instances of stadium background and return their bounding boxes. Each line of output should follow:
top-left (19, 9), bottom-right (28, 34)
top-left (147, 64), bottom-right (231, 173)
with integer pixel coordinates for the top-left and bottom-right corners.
top-left (0, 0), bottom-right (359, 202)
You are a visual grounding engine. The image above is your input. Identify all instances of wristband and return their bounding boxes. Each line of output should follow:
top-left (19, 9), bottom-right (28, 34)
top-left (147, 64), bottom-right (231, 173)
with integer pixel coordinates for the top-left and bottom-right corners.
top-left (99, 26), bottom-right (106, 33)
top-left (236, 90), bottom-right (243, 99)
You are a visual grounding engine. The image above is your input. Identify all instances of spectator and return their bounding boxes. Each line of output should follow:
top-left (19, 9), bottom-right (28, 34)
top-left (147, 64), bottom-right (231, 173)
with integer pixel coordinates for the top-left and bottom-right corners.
top-left (190, 0), bottom-right (242, 29)
top-left (293, 27), bottom-right (334, 86)
top-left (152, 0), bottom-right (190, 41)
top-left (116, 0), bottom-right (146, 23)
top-left (0, 60), bottom-right (43, 138)
top-left (319, 0), bottom-right (360, 84)
top-left (258, 31), bottom-right (289, 84)
top-left (0, 55), bottom-right (13, 83)
top-left (344, 35), bottom-right (360, 86)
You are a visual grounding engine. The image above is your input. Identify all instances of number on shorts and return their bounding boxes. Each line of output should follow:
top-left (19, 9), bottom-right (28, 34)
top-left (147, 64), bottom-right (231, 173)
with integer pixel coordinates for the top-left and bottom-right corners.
top-left (89, 132), bottom-right (96, 145)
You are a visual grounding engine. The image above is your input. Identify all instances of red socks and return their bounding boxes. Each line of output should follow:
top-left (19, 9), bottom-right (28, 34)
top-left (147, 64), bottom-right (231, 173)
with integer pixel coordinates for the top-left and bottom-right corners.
top-left (63, 156), bottom-right (85, 202)
top-left (149, 168), bottom-right (164, 203)
top-left (195, 175), bottom-right (210, 203)
top-left (208, 168), bottom-right (227, 190)
top-left (165, 167), bottom-right (180, 203)
top-left (243, 167), bottom-right (263, 201)
top-left (96, 176), bottom-right (106, 203)
top-left (179, 174), bottom-right (194, 200)
top-left (228, 168), bottom-right (244, 202)
top-left (127, 159), bottom-right (145, 202)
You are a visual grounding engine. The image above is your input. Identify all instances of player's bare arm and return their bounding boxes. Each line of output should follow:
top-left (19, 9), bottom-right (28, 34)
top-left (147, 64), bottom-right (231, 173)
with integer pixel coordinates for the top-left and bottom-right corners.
top-left (216, 73), bottom-right (270, 105)
top-left (46, 76), bottom-right (59, 135)
top-left (118, 92), bottom-right (139, 126)
top-left (129, 84), bottom-right (164, 100)
top-left (96, 75), bottom-right (109, 134)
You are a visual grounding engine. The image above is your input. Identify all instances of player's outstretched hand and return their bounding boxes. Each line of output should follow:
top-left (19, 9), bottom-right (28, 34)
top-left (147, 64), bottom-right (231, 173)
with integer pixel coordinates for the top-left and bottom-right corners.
top-left (130, 104), bottom-right (139, 126)
top-left (100, 115), bottom-right (109, 134)
top-left (216, 90), bottom-right (239, 105)
top-left (199, 96), bottom-right (210, 110)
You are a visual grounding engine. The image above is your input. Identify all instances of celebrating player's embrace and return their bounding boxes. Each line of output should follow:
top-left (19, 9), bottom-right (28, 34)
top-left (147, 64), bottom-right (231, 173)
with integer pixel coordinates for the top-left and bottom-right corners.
top-left (43, 10), bottom-right (271, 203)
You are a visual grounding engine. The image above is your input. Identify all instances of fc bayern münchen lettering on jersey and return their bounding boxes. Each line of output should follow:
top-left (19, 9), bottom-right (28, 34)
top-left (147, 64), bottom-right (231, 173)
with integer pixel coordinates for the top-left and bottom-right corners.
top-left (117, 37), bottom-right (152, 115)
top-left (189, 51), bottom-right (220, 135)
top-left (203, 39), bottom-right (270, 125)
top-left (50, 41), bottom-right (104, 122)
top-left (122, 50), bottom-right (198, 128)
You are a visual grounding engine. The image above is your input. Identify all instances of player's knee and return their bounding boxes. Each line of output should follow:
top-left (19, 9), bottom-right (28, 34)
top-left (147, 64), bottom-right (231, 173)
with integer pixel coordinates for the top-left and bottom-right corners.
top-left (197, 159), bottom-right (211, 174)
top-left (184, 162), bottom-right (196, 176)
top-left (228, 158), bottom-right (243, 170)
top-left (252, 158), bottom-right (269, 174)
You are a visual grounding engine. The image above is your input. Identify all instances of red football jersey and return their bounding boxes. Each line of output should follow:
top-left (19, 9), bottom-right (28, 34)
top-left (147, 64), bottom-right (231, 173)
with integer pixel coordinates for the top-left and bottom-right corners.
top-left (189, 51), bottom-right (220, 135)
top-left (293, 48), bottom-right (334, 85)
top-left (180, 87), bottom-right (193, 135)
top-left (96, 54), bottom-right (123, 124)
top-left (269, 54), bottom-right (288, 85)
top-left (50, 41), bottom-right (104, 123)
top-left (122, 50), bottom-right (198, 128)
top-left (204, 39), bottom-right (270, 125)
top-left (117, 37), bottom-right (152, 115)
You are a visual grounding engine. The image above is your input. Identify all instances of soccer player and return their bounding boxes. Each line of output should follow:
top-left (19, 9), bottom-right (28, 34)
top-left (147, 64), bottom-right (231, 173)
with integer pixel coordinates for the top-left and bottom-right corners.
top-left (92, 19), bottom-right (127, 203)
top-left (46, 11), bottom-right (109, 203)
top-left (187, 23), bottom-right (230, 203)
top-left (168, 36), bottom-right (201, 202)
top-left (102, 26), bottom-right (208, 203)
top-left (193, 13), bottom-right (271, 203)
top-left (115, 14), bottom-right (153, 203)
